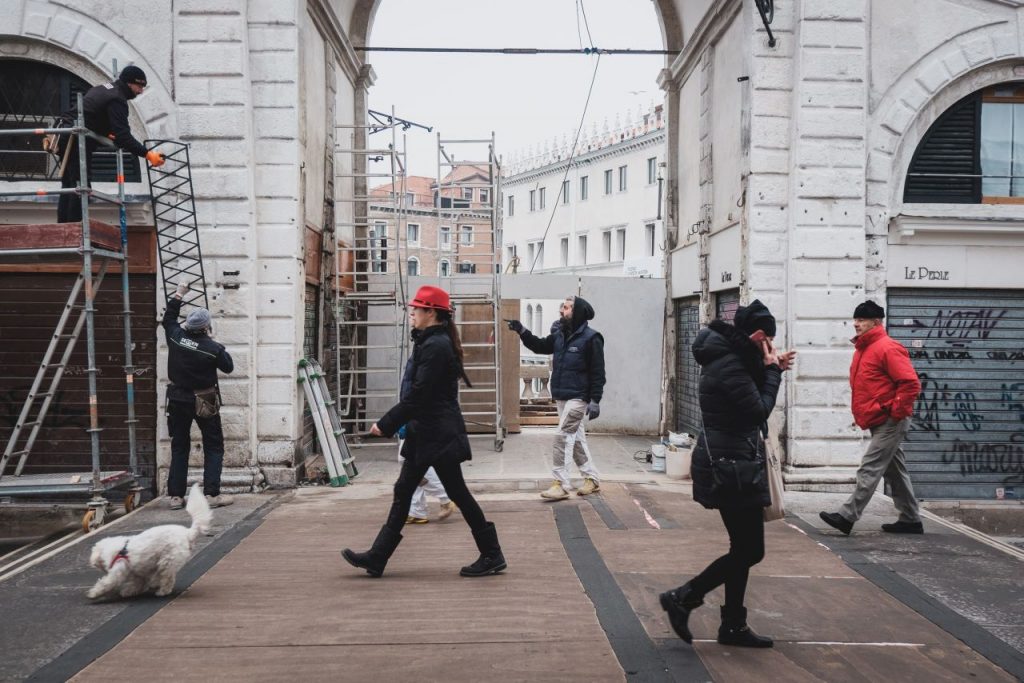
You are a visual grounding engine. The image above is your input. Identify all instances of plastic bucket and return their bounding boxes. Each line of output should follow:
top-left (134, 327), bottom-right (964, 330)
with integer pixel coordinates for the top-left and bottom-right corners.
top-left (651, 444), bottom-right (667, 473)
top-left (666, 445), bottom-right (692, 480)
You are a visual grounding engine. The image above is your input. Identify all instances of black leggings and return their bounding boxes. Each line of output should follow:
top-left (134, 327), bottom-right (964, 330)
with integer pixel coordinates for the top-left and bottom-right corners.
top-left (385, 458), bottom-right (487, 534)
top-left (689, 506), bottom-right (765, 608)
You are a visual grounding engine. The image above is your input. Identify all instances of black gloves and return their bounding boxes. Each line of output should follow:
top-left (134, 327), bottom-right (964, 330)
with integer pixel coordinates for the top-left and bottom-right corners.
top-left (586, 400), bottom-right (600, 421)
top-left (504, 319), bottom-right (524, 334)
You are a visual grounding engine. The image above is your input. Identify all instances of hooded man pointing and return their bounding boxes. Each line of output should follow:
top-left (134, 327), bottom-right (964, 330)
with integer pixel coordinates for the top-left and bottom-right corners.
top-left (507, 295), bottom-right (606, 500)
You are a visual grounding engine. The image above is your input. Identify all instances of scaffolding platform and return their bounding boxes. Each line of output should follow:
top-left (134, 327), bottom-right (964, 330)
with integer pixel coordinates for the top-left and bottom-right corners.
top-left (0, 221), bottom-right (124, 261)
top-left (0, 94), bottom-right (141, 531)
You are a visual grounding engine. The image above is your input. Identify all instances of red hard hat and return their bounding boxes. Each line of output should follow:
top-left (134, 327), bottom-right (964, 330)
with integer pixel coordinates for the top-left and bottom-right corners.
top-left (408, 285), bottom-right (452, 312)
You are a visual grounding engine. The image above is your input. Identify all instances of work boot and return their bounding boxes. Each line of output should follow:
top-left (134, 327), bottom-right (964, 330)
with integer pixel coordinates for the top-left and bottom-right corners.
top-left (405, 515), bottom-right (428, 525)
top-left (717, 606), bottom-right (773, 648)
top-left (881, 520), bottom-right (924, 534)
top-left (460, 522), bottom-right (507, 577)
top-left (659, 581), bottom-right (704, 644)
top-left (540, 481), bottom-right (570, 501)
top-left (342, 525), bottom-right (403, 578)
top-left (819, 511), bottom-right (853, 535)
top-left (168, 496), bottom-right (184, 510)
top-left (437, 500), bottom-right (457, 521)
top-left (577, 478), bottom-right (600, 496)
top-left (206, 494), bottom-right (234, 508)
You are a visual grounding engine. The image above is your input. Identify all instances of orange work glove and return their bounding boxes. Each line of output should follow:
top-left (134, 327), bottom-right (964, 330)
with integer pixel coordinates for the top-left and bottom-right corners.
top-left (146, 150), bottom-right (166, 167)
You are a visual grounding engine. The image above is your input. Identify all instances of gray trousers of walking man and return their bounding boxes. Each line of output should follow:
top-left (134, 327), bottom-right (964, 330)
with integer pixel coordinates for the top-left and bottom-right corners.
top-left (840, 417), bottom-right (921, 523)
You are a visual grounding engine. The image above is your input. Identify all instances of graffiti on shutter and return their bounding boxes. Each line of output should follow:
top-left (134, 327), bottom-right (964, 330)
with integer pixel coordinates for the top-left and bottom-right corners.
top-left (889, 288), bottom-right (1024, 499)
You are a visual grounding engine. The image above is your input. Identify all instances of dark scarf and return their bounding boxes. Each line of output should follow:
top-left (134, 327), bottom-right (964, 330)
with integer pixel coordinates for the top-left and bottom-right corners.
top-left (708, 319), bottom-right (766, 388)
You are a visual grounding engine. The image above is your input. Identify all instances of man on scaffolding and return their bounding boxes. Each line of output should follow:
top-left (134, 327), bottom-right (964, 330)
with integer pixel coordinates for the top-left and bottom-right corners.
top-left (57, 65), bottom-right (165, 223)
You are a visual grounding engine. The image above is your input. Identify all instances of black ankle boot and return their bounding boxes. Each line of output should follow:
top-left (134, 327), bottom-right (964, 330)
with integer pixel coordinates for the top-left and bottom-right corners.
top-left (659, 581), bottom-right (704, 644)
top-left (717, 606), bottom-right (773, 648)
top-left (460, 522), bottom-right (507, 577)
top-left (342, 525), bottom-right (402, 577)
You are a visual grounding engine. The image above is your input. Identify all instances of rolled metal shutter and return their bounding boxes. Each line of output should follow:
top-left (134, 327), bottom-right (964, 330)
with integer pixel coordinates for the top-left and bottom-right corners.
top-left (716, 289), bottom-right (740, 322)
top-left (888, 288), bottom-right (1024, 499)
top-left (673, 299), bottom-right (700, 436)
top-left (0, 273), bottom-right (157, 490)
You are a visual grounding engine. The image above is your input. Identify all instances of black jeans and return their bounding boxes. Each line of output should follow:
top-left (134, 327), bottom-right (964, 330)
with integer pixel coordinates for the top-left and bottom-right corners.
top-left (166, 398), bottom-right (225, 498)
top-left (690, 506), bottom-right (765, 608)
top-left (57, 139), bottom-right (96, 223)
top-left (384, 457), bottom-right (487, 534)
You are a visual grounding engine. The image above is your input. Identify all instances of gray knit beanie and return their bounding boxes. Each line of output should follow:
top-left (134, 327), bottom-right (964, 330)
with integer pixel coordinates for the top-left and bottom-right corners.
top-left (183, 307), bottom-right (211, 332)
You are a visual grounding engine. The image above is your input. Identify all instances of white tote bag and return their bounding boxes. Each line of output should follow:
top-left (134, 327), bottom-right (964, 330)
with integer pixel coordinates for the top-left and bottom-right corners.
top-left (763, 440), bottom-right (785, 522)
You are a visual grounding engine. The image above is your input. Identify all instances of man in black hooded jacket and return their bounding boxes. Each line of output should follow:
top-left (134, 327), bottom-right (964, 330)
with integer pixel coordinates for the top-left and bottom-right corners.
top-left (57, 65), bottom-right (165, 223)
top-left (506, 296), bottom-right (606, 500)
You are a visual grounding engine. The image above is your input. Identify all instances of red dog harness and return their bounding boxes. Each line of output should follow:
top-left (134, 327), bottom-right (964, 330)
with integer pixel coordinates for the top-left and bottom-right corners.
top-left (109, 542), bottom-right (130, 569)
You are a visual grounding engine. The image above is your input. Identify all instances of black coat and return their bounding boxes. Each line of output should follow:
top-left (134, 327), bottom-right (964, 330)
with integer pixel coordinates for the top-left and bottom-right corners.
top-left (690, 320), bottom-right (782, 510)
top-left (518, 296), bottom-right (606, 403)
top-left (377, 324), bottom-right (471, 467)
top-left (79, 80), bottom-right (149, 158)
top-left (161, 297), bottom-right (233, 403)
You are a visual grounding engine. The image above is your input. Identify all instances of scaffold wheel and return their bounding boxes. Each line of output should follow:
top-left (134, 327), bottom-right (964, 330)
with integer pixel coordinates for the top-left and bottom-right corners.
top-left (494, 438), bottom-right (504, 453)
top-left (124, 492), bottom-right (137, 513)
top-left (82, 509), bottom-right (95, 532)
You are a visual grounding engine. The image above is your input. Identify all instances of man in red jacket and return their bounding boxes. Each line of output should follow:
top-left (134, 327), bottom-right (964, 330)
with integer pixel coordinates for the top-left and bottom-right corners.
top-left (820, 301), bottom-right (923, 535)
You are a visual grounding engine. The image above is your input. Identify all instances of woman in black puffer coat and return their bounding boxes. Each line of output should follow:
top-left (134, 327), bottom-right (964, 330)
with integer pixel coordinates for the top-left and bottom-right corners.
top-left (342, 285), bottom-right (506, 579)
top-left (660, 300), bottom-right (793, 648)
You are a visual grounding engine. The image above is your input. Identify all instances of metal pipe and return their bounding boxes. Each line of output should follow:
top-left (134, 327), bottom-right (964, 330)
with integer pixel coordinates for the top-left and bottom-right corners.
top-left (116, 148), bottom-right (138, 478)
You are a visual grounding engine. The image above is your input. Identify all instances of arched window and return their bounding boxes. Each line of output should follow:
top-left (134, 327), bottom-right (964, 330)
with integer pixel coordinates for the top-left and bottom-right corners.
top-left (407, 256), bottom-right (419, 276)
top-left (439, 259), bottom-right (451, 277)
top-left (526, 304), bottom-right (534, 327)
top-left (905, 82), bottom-right (1024, 204)
top-left (535, 304), bottom-right (543, 332)
top-left (0, 59), bottom-right (142, 182)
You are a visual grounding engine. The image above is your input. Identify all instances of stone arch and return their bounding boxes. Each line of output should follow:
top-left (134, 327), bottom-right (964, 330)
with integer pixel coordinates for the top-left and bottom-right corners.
top-left (349, 0), bottom-right (683, 53)
top-left (0, 4), bottom-right (176, 141)
top-left (864, 20), bottom-right (1023, 214)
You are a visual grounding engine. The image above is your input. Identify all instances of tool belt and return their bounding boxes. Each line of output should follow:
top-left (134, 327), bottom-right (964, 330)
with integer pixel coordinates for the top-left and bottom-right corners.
top-left (194, 386), bottom-right (220, 418)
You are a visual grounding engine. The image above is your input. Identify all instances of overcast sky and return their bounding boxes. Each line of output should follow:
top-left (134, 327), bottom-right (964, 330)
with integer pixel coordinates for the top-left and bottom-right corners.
top-left (366, 0), bottom-right (667, 180)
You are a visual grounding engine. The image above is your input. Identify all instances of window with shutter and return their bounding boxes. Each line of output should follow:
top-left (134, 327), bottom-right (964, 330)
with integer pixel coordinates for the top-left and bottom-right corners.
top-left (904, 92), bottom-right (981, 204)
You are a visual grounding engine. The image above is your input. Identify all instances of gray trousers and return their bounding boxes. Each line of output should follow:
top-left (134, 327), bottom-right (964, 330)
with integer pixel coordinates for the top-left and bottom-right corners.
top-left (840, 417), bottom-right (920, 524)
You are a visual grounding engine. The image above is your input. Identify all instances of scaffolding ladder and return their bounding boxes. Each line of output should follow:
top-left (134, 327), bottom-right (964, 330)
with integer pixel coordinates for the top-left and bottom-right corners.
top-left (332, 109), bottom-right (409, 444)
top-left (435, 133), bottom-right (504, 451)
top-left (144, 140), bottom-right (210, 311)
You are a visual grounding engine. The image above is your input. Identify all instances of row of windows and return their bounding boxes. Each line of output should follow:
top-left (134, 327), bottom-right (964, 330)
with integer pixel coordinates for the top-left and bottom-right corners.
top-left (508, 156), bottom-right (659, 216)
top-left (376, 222), bottom-right (475, 248)
top-left (405, 258), bottom-right (481, 276)
top-left (507, 223), bottom-right (657, 269)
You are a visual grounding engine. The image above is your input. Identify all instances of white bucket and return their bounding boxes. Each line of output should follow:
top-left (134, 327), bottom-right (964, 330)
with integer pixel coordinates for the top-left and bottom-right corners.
top-left (666, 445), bottom-right (692, 480)
top-left (651, 444), bottom-right (667, 473)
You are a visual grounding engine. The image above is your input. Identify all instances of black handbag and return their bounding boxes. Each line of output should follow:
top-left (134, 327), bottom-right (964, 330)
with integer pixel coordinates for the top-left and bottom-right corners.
top-left (703, 429), bottom-right (765, 495)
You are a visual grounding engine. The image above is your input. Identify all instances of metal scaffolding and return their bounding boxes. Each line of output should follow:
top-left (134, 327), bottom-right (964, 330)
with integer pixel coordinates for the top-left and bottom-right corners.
top-left (0, 93), bottom-right (140, 530)
top-left (331, 114), bottom-right (505, 450)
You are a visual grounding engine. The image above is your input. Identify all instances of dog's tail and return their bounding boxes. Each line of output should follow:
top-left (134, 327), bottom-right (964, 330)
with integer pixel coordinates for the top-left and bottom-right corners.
top-left (186, 482), bottom-right (212, 541)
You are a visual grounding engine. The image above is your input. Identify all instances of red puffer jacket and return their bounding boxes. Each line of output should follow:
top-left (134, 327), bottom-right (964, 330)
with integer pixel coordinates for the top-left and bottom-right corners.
top-left (849, 326), bottom-right (921, 430)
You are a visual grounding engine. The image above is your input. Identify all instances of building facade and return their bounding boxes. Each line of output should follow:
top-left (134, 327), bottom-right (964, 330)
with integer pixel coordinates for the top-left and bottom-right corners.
top-left (662, 0), bottom-right (1024, 499)
top-left (503, 106), bottom-right (666, 333)
top-left (0, 0), bottom-right (357, 491)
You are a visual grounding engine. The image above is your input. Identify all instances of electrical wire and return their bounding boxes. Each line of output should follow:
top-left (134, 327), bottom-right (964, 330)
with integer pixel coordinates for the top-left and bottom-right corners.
top-left (355, 46), bottom-right (675, 55)
top-left (528, 52), bottom-right (601, 274)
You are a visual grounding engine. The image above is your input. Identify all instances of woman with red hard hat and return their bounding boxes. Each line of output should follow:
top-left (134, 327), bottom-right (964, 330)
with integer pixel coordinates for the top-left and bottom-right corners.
top-left (342, 285), bottom-right (507, 578)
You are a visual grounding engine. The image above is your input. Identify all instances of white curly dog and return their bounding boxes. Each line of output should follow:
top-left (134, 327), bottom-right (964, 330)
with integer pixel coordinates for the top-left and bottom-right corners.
top-left (87, 483), bottom-right (211, 600)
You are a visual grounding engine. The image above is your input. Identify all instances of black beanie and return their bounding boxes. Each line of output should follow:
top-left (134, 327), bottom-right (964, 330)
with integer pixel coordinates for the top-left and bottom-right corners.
top-left (734, 299), bottom-right (776, 337)
top-left (853, 300), bottom-right (885, 319)
top-left (119, 65), bottom-right (147, 86)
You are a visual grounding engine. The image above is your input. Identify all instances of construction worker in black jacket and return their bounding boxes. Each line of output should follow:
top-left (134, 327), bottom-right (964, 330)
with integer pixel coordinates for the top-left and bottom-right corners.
top-left (162, 282), bottom-right (234, 509)
top-left (506, 295), bottom-right (606, 500)
top-left (57, 65), bottom-right (165, 223)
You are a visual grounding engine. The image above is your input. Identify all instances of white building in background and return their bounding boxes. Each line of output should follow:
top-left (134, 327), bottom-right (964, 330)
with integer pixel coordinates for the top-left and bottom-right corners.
top-left (502, 104), bottom-right (666, 334)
